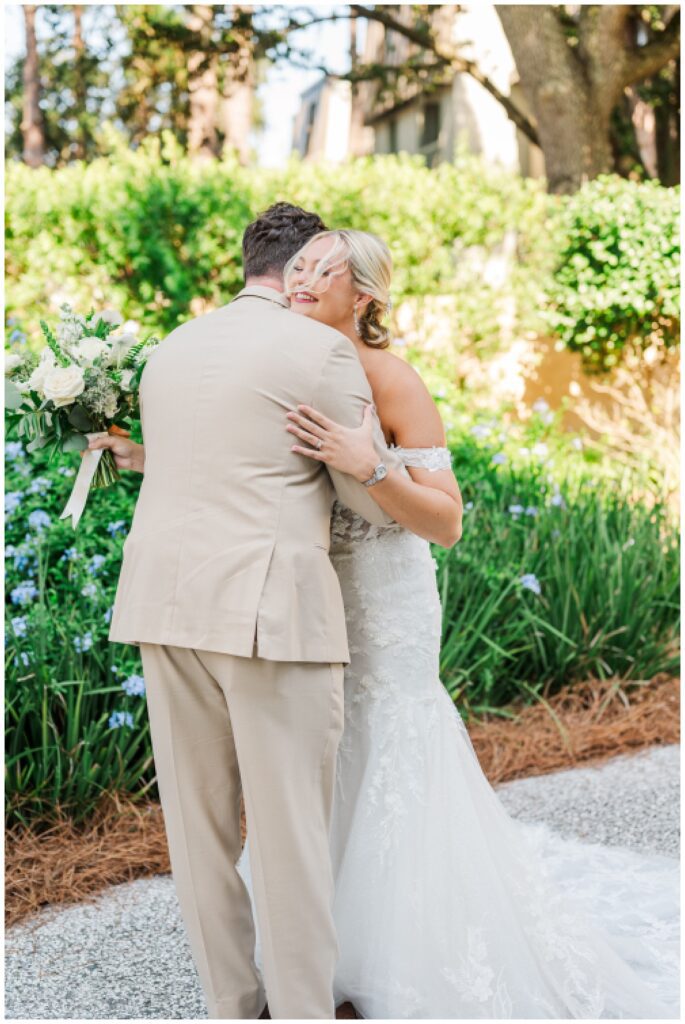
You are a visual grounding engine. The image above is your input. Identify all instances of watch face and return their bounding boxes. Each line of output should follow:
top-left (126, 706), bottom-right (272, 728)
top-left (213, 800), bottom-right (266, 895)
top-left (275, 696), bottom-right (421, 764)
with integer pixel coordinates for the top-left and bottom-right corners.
top-left (377, 464), bottom-right (388, 480)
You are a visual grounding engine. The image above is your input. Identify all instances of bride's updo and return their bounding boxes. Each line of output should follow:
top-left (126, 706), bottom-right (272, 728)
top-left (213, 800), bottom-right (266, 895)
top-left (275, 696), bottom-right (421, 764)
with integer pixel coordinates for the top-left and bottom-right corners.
top-left (285, 229), bottom-right (393, 349)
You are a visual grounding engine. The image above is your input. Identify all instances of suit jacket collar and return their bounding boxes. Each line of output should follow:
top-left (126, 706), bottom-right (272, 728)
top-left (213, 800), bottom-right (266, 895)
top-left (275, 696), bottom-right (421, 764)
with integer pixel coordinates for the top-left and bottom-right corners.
top-left (232, 284), bottom-right (290, 309)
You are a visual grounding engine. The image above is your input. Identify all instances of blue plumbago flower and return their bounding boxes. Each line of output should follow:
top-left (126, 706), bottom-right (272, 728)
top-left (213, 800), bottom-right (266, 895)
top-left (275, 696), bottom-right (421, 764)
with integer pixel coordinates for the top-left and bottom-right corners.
top-left (11, 616), bottom-right (28, 637)
top-left (6, 315), bottom-right (17, 326)
top-left (5, 491), bottom-right (23, 515)
top-left (81, 582), bottom-right (98, 599)
top-left (571, 437), bottom-right (583, 450)
top-left (107, 520), bottom-right (127, 536)
top-left (73, 631), bottom-right (94, 653)
top-left (11, 581), bottom-right (39, 606)
top-left (531, 442), bottom-right (549, 458)
top-left (88, 554), bottom-right (106, 575)
top-left (27, 476), bottom-right (53, 496)
top-left (111, 664), bottom-right (121, 675)
top-left (464, 501), bottom-right (474, 511)
top-left (550, 491), bottom-right (566, 508)
top-left (5, 441), bottom-right (24, 460)
top-left (58, 466), bottom-right (76, 477)
top-left (470, 424), bottom-right (491, 440)
top-left (60, 546), bottom-right (82, 562)
top-left (108, 710), bottom-right (134, 730)
top-left (121, 673), bottom-right (146, 697)
top-left (9, 328), bottom-right (27, 344)
top-left (103, 607), bottom-right (113, 623)
top-left (14, 651), bottom-right (31, 668)
top-left (508, 504), bottom-right (524, 516)
top-left (28, 509), bottom-right (51, 532)
top-left (519, 573), bottom-right (542, 595)
top-left (6, 542), bottom-right (36, 573)
top-left (5, 545), bottom-right (17, 559)
top-left (491, 452), bottom-right (507, 465)
top-left (525, 506), bottom-right (538, 517)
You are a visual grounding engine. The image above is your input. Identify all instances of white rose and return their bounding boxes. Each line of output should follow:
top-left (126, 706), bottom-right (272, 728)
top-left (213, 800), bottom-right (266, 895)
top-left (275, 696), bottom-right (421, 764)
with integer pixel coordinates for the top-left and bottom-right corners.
top-left (119, 368), bottom-right (135, 391)
top-left (26, 348), bottom-right (57, 394)
top-left (43, 364), bottom-right (86, 408)
top-left (109, 331), bottom-right (138, 367)
top-left (5, 353), bottom-right (22, 374)
top-left (92, 309), bottom-right (123, 328)
top-left (75, 337), bottom-right (108, 365)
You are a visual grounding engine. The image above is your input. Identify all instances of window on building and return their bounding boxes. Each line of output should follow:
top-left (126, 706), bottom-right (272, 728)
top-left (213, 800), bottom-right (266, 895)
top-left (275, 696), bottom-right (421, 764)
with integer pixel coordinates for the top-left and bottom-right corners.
top-left (421, 102), bottom-right (441, 148)
top-left (388, 118), bottom-right (398, 154)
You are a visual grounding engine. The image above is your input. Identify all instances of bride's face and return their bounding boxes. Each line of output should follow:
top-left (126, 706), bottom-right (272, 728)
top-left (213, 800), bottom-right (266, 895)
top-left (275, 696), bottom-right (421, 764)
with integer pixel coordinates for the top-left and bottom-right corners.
top-left (285, 236), bottom-right (369, 331)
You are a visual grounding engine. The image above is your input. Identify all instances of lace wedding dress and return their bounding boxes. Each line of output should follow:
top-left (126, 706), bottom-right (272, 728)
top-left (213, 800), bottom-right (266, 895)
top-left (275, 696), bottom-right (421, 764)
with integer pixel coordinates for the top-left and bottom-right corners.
top-left (237, 445), bottom-right (679, 1019)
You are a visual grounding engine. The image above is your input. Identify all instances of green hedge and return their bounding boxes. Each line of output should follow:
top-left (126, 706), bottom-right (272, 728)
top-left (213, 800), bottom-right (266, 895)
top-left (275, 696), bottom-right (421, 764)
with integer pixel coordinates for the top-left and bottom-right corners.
top-left (6, 130), bottom-right (679, 369)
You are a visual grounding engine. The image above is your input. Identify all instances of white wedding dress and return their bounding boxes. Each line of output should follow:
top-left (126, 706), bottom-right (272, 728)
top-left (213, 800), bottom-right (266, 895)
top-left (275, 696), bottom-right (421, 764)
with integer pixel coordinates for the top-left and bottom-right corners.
top-left (237, 445), bottom-right (679, 1019)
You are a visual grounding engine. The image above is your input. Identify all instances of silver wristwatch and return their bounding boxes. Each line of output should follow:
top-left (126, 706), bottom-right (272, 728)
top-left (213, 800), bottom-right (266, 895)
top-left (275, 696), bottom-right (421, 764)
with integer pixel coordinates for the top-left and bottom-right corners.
top-left (362, 462), bottom-right (388, 487)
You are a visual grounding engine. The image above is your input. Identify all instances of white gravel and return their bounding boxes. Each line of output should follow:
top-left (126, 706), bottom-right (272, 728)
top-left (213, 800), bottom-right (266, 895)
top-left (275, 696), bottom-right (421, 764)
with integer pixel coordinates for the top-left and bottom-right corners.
top-left (5, 743), bottom-right (680, 1020)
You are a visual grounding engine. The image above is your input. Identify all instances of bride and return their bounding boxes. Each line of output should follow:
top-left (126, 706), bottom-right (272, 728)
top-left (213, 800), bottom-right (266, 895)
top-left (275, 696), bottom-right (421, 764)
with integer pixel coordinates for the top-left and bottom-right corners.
top-left (237, 228), bottom-right (679, 1019)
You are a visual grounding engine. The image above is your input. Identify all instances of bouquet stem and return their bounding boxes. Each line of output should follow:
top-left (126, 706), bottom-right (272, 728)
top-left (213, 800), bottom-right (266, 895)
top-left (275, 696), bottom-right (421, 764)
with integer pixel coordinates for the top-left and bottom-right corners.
top-left (92, 447), bottom-right (120, 488)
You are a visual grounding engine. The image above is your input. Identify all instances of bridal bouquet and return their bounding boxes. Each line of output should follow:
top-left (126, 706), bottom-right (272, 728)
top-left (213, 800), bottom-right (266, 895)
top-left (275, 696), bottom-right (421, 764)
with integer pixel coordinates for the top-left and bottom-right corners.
top-left (5, 303), bottom-right (160, 527)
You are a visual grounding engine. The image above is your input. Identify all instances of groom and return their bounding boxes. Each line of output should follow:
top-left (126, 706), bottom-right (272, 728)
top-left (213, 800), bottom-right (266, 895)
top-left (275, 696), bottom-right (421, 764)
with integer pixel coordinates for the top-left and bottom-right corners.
top-left (104, 203), bottom-right (402, 1019)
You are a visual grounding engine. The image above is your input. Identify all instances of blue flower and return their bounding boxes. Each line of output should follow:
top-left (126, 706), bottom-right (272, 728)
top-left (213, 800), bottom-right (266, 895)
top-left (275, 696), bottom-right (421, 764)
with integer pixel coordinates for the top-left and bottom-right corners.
top-left (9, 329), bottom-right (27, 344)
top-left (571, 437), bottom-right (583, 451)
top-left (108, 710), bottom-right (134, 729)
top-left (107, 520), bottom-right (126, 536)
top-left (470, 424), bottom-right (491, 440)
top-left (11, 616), bottom-right (28, 637)
top-left (11, 581), bottom-right (39, 606)
top-left (121, 674), bottom-right (146, 697)
top-left (525, 506), bottom-right (538, 517)
top-left (508, 503), bottom-right (524, 517)
top-left (14, 651), bottom-right (30, 668)
top-left (103, 607), bottom-right (113, 624)
top-left (60, 546), bottom-right (81, 562)
top-left (88, 554), bottom-right (106, 574)
top-left (81, 582), bottom-right (98, 599)
top-left (5, 491), bottom-right (23, 515)
top-left (58, 466), bottom-right (76, 477)
top-left (5, 441), bottom-right (24, 460)
top-left (28, 476), bottom-right (52, 496)
top-left (111, 664), bottom-right (121, 675)
top-left (28, 509), bottom-right (51, 532)
top-left (464, 501), bottom-right (474, 511)
top-left (550, 491), bottom-right (566, 508)
top-left (73, 631), bottom-right (94, 653)
top-left (491, 452), bottom-right (507, 465)
top-left (519, 573), bottom-right (541, 596)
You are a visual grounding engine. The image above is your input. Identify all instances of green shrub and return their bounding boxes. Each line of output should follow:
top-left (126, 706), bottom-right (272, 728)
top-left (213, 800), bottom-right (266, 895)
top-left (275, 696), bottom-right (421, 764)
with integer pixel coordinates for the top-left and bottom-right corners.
top-left (544, 175), bottom-right (680, 372)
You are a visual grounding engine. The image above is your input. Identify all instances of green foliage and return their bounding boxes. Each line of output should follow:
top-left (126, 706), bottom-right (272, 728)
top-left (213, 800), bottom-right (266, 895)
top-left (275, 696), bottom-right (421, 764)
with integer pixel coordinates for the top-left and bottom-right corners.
top-left (544, 175), bottom-right (680, 372)
top-left (5, 420), bottom-right (679, 827)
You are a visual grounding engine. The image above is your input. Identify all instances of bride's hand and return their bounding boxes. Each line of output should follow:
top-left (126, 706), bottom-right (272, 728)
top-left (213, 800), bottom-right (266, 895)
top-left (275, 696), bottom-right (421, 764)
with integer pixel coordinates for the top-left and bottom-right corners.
top-left (286, 403), bottom-right (381, 483)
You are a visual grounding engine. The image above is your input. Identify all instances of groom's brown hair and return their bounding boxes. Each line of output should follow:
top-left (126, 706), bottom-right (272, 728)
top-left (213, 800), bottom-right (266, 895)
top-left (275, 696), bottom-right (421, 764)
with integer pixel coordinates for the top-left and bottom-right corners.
top-left (242, 202), bottom-right (327, 280)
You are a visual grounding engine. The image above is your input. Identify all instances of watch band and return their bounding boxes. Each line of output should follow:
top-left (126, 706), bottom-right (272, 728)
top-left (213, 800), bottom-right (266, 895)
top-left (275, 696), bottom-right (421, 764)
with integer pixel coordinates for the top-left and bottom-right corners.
top-left (362, 462), bottom-right (388, 487)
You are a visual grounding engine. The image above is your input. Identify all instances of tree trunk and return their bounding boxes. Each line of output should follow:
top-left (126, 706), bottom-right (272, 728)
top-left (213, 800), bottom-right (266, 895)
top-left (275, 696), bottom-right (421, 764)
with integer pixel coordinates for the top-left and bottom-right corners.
top-left (187, 5), bottom-right (220, 160)
top-left (496, 5), bottom-right (614, 193)
top-left (21, 5), bottom-right (45, 167)
top-left (73, 5), bottom-right (86, 161)
top-left (220, 5), bottom-right (254, 164)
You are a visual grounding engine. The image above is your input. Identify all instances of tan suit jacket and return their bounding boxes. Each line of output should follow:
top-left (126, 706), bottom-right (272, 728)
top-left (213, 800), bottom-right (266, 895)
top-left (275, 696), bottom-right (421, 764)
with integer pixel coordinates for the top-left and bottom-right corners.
top-left (108, 285), bottom-right (404, 663)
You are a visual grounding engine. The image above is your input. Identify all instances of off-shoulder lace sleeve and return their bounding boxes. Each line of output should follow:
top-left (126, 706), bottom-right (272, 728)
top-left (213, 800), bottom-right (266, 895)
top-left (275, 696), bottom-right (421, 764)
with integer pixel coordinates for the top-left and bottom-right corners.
top-left (390, 445), bottom-right (453, 471)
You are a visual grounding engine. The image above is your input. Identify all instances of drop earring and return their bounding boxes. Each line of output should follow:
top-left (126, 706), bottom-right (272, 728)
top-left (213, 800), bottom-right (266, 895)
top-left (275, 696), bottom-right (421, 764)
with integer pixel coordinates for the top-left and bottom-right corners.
top-left (353, 305), bottom-right (362, 337)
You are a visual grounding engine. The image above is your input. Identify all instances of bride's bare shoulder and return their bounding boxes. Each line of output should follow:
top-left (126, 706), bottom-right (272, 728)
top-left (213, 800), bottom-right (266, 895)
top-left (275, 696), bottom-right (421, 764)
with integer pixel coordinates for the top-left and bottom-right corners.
top-left (365, 347), bottom-right (430, 400)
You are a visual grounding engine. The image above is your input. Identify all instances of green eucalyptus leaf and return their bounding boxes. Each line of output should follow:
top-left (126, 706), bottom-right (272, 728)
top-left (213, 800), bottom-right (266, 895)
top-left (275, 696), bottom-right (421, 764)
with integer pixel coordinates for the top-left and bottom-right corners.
top-left (5, 379), bottom-right (24, 410)
top-left (61, 432), bottom-right (89, 453)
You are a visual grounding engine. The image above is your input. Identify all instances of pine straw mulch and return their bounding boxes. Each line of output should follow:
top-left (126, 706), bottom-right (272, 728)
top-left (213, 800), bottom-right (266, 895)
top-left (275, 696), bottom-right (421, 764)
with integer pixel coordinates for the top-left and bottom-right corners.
top-left (5, 673), bottom-right (679, 930)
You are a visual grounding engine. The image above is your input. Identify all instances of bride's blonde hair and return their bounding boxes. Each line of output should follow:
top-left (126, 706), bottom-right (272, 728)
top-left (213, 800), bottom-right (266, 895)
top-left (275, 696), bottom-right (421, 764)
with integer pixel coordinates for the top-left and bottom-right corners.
top-left (284, 229), bottom-right (393, 349)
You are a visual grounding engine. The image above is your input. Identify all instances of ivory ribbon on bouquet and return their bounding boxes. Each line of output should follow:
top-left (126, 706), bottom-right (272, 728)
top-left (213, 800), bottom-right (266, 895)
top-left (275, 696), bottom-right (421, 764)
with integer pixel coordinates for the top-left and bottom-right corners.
top-left (59, 430), bottom-right (110, 528)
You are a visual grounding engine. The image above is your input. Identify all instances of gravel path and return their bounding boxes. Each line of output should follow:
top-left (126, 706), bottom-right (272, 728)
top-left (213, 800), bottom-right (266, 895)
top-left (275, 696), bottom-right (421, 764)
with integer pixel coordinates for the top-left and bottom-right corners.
top-left (5, 743), bottom-right (679, 1020)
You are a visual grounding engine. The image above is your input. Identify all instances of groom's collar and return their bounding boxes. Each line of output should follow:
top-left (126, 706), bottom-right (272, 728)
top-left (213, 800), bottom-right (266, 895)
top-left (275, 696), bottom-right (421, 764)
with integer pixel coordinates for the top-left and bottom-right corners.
top-left (232, 284), bottom-right (290, 309)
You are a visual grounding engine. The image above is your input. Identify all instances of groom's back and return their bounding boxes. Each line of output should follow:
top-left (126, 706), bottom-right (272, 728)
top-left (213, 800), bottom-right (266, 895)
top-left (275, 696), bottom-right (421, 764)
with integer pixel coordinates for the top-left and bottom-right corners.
top-left (108, 288), bottom-right (355, 662)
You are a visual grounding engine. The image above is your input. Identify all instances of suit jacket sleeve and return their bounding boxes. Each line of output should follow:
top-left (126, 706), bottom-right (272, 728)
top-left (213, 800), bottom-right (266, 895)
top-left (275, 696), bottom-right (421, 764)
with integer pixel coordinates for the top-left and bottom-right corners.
top-left (311, 335), bottom-right (406, 527)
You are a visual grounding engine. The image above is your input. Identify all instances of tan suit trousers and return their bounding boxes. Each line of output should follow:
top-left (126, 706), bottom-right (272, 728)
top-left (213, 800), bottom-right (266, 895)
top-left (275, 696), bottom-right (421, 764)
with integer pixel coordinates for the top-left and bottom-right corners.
top-left (139, 642), bottom-right (345, 1019)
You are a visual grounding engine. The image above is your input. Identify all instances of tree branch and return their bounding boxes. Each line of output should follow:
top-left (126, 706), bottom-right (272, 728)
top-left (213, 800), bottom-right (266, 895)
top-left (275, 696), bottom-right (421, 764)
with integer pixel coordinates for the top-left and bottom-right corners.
top-left (347, 4), bottom-right (540, 145)
top-left (620, 7), bottom-right (680, 87)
